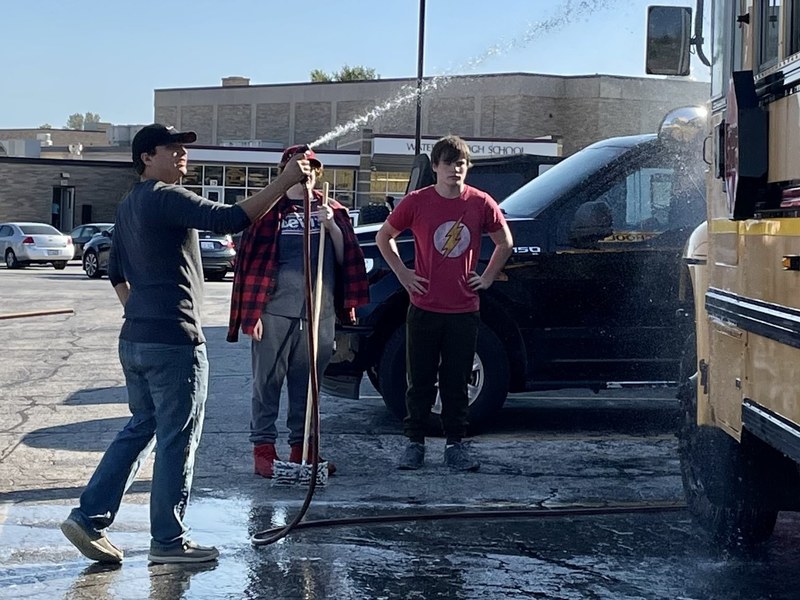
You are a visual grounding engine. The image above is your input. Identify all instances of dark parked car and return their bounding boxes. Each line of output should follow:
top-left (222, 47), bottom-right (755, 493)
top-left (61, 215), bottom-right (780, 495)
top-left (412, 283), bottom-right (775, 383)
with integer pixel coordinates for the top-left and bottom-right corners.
top-left (68, 223), bottom-right (113, 259)
top-left (82, 227), bottom-right (236, 281)
top-left (81, 227), bottom-right (113, 278)
top-left (198, 230), bottom-right (236, 281)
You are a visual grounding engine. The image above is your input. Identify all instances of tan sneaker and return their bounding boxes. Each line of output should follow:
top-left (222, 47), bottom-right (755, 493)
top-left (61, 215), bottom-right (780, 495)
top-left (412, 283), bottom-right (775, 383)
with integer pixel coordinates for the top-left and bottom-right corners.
top-left (60, 514), bottom-right (123, 564)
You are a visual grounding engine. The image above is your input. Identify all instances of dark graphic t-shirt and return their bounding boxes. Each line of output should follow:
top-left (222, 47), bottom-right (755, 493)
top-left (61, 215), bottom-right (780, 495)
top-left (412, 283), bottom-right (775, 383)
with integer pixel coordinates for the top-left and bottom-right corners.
top-left (265, 200), bottom-right (335, 319)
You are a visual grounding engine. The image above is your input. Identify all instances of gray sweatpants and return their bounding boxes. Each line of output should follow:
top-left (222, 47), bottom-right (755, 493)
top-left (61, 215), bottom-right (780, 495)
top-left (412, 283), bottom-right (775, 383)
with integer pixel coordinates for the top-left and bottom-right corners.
top-left (250, 312), bottom-right (335, 446)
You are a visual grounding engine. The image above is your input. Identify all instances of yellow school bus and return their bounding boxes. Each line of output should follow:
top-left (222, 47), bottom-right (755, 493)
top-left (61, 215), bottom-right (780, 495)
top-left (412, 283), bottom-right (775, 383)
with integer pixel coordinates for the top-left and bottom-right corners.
top-left (648, 2), bottom-right (800, 545)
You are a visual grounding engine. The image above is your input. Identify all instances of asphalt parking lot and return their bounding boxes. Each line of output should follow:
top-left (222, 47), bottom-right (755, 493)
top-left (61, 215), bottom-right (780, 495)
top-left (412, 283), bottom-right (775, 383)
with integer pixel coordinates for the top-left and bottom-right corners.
top-left (2, 263), bottom-right (799, 600)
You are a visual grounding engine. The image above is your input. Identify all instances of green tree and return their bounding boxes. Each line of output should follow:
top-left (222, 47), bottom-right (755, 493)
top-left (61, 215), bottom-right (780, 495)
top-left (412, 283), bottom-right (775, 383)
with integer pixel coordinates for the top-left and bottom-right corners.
top-left (310, 69), bottom-right (331, 82)
top-left (38, 123), bottom-right (53, 129)
top-left (310, 65), bottom-right (378, 82)
top-left (66, 113), bottom-right (84, 130)
top-left (65, 112), bottom-right (102, 130)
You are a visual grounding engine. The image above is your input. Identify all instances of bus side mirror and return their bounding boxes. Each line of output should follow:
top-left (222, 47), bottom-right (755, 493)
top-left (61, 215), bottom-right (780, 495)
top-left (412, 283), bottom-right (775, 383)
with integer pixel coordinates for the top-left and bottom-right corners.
top-left (645, 5), bottom-right (692, 76)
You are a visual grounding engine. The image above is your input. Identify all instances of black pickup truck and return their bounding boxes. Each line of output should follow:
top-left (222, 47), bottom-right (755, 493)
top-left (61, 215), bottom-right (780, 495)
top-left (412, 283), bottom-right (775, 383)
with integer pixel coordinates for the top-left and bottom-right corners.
top-left (324, 107), bottom-right (707, 429)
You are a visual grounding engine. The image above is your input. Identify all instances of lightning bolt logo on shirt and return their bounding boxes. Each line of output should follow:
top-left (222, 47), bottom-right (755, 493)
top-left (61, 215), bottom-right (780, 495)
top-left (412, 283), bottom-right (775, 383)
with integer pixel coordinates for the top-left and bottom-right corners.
top-left (433, 218), bottom-right (471, 258)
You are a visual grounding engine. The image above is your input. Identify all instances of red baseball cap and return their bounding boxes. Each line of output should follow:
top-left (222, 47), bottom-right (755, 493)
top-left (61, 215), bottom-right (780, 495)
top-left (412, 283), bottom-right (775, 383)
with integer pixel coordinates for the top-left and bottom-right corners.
top-left (280, 145), bottom-right (322, 168)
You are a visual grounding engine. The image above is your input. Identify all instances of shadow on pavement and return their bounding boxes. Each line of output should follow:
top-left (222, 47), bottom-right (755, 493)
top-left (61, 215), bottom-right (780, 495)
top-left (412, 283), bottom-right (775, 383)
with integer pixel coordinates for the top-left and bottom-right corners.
top-left (22, 417), bottom-right (129, 452)
top-left (64, 386), bottom-right (127, 406)
top-left (0, 480), bottom-right (151, 503)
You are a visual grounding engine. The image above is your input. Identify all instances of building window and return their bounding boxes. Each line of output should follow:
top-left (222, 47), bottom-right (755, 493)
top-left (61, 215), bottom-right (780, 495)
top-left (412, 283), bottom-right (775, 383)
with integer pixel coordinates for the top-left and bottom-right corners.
top-left (204, 165), bottom-right (223, 186)
top-left (183, 165), bottom-right (202, 186)
top-left (224, 188), bottom-right (247, 205)
top-left (370, 171), bottom-right (410, 204)
top-left (320, 168), bottom-right (356, 207)
top-left (247, 167), bottom-right (274, 188)
top-left (180, 162), bottom-right (357, 208)
top-left (225, 166), bottom-right (246, 187)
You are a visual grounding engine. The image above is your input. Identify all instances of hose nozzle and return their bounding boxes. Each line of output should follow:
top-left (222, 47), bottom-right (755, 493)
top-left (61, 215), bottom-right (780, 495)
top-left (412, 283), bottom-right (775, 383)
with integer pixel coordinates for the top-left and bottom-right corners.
top-left (293, 144), bottom-right (311, 182)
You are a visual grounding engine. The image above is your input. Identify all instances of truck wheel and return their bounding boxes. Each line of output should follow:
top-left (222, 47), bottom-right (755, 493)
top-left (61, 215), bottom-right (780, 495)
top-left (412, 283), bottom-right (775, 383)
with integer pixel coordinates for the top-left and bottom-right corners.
top-left (359, 204), bottom-right (390, 225)
top-left (377, 323), bottom-right (509, 431)
top-left (677, 381), bottom-right (778, 546)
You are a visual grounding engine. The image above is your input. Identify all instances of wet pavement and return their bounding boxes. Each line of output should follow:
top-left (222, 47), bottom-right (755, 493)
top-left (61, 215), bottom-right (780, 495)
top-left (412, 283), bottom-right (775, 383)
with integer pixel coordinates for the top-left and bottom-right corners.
top-left (2, 264), bottom-right (800, 599)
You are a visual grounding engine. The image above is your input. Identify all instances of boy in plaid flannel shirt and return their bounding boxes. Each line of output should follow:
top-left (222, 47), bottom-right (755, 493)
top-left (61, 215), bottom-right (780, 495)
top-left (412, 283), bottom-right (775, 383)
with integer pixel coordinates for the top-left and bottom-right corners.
top-left (228, 146), bottom-right (368, 478)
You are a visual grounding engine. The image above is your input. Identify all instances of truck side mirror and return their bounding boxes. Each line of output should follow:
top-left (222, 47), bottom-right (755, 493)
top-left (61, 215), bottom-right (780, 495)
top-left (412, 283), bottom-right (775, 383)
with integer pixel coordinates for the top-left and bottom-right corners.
top-left (645, 5), bottom-right (692, 76)
top-left (569, 201), bottom-right (613, 247)
top-left (406, 153), bottom-right (435, 195)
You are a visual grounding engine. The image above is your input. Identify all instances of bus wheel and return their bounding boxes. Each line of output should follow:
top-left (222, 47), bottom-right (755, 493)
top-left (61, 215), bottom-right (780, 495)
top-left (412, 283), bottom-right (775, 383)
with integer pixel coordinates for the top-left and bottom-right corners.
top-left (677, 380), bottom-right (778, 546)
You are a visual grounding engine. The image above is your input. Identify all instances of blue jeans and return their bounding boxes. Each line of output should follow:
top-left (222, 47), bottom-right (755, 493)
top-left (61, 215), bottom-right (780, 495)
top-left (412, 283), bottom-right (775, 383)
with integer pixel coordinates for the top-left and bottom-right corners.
top-left (72, 340), bottom-right (209, 550)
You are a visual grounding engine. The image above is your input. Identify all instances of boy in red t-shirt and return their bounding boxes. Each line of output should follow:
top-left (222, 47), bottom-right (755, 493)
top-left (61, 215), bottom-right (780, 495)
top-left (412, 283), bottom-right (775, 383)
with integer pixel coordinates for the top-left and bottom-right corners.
top-left (376, 136), bottom-right (513, 471)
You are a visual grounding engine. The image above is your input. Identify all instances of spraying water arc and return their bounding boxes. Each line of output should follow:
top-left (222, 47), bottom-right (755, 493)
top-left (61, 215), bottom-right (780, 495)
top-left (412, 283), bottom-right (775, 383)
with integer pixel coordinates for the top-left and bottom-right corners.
top-left (306, 0), bottom-right (617, 151)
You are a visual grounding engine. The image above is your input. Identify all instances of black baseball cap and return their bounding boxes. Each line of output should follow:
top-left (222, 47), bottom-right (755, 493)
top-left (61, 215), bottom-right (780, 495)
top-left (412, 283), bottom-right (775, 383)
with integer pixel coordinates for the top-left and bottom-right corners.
top-left (131, 124), bottom-right (197, 162)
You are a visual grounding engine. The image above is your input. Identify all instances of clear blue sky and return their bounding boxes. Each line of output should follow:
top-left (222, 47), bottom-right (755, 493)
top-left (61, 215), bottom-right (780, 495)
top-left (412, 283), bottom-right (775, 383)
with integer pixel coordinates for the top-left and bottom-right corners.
top-left (2, 0), bottom-right (707, 129)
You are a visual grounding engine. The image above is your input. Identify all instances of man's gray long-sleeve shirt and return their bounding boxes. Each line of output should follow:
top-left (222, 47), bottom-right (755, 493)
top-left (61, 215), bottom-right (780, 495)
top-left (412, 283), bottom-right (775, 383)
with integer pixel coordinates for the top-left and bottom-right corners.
top-left (109, 180), bottom-right (251, 345)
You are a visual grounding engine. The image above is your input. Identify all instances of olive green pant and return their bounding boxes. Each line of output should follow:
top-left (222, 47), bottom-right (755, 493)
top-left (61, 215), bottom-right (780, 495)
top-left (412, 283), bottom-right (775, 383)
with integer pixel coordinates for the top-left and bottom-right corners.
top-left (403, 305), bottom-right (480, 443)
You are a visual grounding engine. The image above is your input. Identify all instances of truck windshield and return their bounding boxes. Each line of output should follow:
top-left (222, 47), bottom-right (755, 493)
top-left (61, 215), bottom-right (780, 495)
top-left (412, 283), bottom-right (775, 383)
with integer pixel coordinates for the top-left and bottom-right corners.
top-left (499, 145), bottom-right (631, 218)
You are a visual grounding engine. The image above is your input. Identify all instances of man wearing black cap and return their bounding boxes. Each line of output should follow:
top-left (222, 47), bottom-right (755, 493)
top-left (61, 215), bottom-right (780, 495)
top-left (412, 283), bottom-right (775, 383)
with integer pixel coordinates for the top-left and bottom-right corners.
top-left (61, 124), bottom-right (311, 565)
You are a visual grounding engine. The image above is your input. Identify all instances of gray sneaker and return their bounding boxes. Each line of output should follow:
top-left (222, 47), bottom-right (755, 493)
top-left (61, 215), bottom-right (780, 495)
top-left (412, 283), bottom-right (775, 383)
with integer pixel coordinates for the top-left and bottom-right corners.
top-left (148, 540), bottom-right (219, 564)
top-left (60, 513), bottom-right (123, 564)
top-left (444, 442), bottom-right (480, 471)
top-left (398, 442), bottom-right (425, 470)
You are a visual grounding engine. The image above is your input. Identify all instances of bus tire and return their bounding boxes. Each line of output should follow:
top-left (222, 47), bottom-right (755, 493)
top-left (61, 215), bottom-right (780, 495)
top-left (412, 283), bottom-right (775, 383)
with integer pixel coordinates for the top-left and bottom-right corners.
top-left (677, 380), bottom-right (778, 546)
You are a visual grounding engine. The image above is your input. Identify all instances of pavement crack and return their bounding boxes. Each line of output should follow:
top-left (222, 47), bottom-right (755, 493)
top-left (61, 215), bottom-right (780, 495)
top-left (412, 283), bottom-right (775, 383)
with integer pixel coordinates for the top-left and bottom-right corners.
top-left (512, 542), bottom-right (621, 584)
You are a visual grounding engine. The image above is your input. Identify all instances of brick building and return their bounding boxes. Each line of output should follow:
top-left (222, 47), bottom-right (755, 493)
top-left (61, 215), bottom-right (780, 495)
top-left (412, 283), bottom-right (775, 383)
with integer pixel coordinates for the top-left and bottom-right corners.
top-left (0, 157), bottom-right (138, 230)
top-left (0, 72), bottom-right (709, 226)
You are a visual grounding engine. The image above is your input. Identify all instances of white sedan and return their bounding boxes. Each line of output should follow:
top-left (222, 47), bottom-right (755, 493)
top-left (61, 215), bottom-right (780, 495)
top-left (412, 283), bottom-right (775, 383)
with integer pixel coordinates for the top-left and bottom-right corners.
top-left (0, 222), bottom-right (75, 270)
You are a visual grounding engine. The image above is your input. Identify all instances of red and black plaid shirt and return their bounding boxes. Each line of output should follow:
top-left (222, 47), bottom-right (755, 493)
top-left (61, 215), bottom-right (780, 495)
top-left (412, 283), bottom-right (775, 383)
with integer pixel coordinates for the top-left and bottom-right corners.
top-left (227, 191), bottom-right (369, 342)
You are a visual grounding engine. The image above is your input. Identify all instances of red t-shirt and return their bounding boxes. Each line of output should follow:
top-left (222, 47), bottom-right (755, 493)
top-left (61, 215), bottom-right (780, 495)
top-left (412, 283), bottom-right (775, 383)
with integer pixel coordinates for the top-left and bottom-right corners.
top-left (387, 184), bottom-right (506, 313)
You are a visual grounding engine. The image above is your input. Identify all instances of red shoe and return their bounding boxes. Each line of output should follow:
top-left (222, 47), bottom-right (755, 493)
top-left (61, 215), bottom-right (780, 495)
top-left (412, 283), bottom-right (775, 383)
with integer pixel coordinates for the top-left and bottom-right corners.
top-left (253, 443), bottom-right (279, 478)
top-left (289, 444), bottom-right (336, 475)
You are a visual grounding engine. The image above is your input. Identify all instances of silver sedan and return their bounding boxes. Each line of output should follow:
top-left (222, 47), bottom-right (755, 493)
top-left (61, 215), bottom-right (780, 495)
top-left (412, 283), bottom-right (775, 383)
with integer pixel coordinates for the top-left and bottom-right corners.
top-left (0, 222), bottom-right (75, 270)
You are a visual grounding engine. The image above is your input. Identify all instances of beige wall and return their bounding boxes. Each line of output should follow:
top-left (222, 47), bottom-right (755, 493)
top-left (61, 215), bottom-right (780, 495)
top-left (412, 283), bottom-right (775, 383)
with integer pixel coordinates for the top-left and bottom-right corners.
top-left (0, 129), bottom-right (108, 147)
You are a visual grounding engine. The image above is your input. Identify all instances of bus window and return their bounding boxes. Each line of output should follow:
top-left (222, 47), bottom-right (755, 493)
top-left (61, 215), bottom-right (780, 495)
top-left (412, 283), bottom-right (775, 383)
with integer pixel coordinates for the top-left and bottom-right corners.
top-left (789, 0), bottom-right (800, 56)
top-left (758, 0), bottom-right (780, 70)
